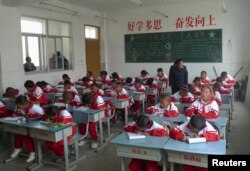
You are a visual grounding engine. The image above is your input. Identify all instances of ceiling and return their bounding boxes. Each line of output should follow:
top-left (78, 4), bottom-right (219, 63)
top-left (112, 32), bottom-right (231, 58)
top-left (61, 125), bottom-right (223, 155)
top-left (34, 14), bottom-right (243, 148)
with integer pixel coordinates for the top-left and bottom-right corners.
top-left (57, 0), bottom-right (212, 12)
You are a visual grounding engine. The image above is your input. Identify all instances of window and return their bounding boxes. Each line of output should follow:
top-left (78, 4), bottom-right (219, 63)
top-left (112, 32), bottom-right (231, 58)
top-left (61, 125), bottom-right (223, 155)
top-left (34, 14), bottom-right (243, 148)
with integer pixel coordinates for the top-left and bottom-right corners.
top-left (85, 26), bottom-right (98, 39)
top-left (21, 17), bottom-right (72, 73)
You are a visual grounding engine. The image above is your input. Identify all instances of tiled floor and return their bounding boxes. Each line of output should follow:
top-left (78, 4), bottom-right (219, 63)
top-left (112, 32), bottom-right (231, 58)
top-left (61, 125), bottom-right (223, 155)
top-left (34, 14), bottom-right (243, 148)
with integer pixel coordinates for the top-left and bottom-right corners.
top-left (0, 101), bottom-right (249, 171)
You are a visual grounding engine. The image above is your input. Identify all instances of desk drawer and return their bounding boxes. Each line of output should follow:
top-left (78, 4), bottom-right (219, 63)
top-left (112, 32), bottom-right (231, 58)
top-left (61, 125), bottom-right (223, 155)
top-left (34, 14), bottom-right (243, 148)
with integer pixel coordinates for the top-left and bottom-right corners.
top-left (4, 124), bottom-right (28, 135)
top-left (89, 111), bottom-right (104, 122)
top-left (117, 145), bottom-right (162, 161)
top-left (168, 152), bottom-right (207, 168)
top-left (29, 127), bottom-right (72, 142)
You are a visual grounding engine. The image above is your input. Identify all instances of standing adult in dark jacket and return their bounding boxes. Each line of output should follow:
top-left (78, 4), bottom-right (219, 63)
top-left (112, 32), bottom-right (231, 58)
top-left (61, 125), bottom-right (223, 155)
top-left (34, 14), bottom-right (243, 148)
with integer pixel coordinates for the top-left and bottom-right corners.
top-left (169, 59), bottom-right (188, 94)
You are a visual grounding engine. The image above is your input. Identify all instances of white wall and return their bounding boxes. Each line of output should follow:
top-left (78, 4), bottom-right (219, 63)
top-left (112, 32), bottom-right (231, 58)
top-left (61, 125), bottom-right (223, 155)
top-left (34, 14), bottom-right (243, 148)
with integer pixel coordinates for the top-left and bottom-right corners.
top-left (105, 0), bottom-right (250, 81)
top-left (0, 3), bottom-right (101, 93)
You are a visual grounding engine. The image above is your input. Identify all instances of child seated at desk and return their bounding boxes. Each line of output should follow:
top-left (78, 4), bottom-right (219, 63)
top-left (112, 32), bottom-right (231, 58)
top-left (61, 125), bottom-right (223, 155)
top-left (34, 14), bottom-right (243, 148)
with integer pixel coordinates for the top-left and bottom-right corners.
top-left (78, 92), bottom-right (114, 148)
top-left (212, 77), bottom-right (231, 94)
top-left (91, 83), bottom-right (104, 96)
top-left (86, 71), bottom-right (94, 81)
top-left (43, 105), bottom-right (76, 157)
top-left (185, 85), bottom-right (219, 119)
top-left (104, 80), bottom-right (117, 97)
top-left (111, 72), bottom-right (123, 82)
top-left (137, 69), bottom-right (150, 84)
top-left (221, 71), bottom-right (237, 84)
top-left (145, 78), bottom-right (158, 105)
top-left (189, 77), bottom-right (201, 96)
top-left (24, 80), bottom-right (48, 106)
top-left (59, 74), bottom-right (74, 85)
top-left (11, 95), bottom-right (44, 162)
top-left (170, 85), bottom-right (194, 103)
top-left (169, 115), bottom-right (220, 171)
top-left (3, 87), bottom-right (21, 99)
top-left (58, 91), bottom-right (82, 107)
top-left (124, 77), bottom-right (135, 89)
top-left (96, 71), bottom-right (111, 84)
top-left (63, 80), bottom-right (78, 95)
top-left (0, 101), bottom-right (10, 118)
top-left (124, 115), bottom-right (168, 171)
top-left (146, 94), bottom-right (179, 117)
top-left (36, 81), bottom-right (55, 93)
top-left (213, 83), bottom-right (222, 106)
top-left (200, 71), bottom-right (210, 86)
top-left (130, 79), bottom-right (146, 115)
top-left (154, 68), bottom-right (168, 94)
top-left (81, 77), bottom-right (93, 88)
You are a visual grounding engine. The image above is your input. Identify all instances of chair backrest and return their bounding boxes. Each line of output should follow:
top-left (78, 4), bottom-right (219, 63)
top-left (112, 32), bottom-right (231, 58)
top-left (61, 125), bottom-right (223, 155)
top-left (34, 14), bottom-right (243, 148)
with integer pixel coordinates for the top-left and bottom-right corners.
top-left (72, 110), bottom-right (89, 124)
top-left (45, 93), bottom-right (55, 104)
top-left (1, 99), bottom-right (15, 111)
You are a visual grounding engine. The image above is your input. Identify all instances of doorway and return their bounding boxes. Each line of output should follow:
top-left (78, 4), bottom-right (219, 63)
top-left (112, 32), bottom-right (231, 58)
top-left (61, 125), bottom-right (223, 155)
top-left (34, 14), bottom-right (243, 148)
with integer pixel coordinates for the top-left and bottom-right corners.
top-left (85, 25), bottom-right (101, 78)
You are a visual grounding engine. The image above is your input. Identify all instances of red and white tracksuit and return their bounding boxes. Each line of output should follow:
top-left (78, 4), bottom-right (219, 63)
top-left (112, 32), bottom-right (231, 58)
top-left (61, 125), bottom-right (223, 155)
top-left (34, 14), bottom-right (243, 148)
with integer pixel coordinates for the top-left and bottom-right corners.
top-left (116, 88), bottom-right (130, 121)
top-left (0, 101), bottom-right (10, 118)
top-left (124, 121), bottom-right (168, 171)
top-left (44, 110), bottom-right (76, 157)
top-left (96, 75), bottom-right (111, 84)
top-left (43, 84), bottom-right (56, 93)
top-left (64, 86), bottom-right (79, 95)
top-left (224, 74), bottom-right (237, 84)
top-left (190, 84), bottom-right (201, 97)
top-left (200, 77), bottom-right (210, 86)
top-left (171, 92), bottom-right (194, 103)
top-left (137, 75), bottom-right (150, 84)
top-left (113, 75), bottom-right (123, 82)
top-left (15, 104), bottom-right (44, 154)
top-left (214, 91), bottom-right (222, 106)
top-left (79, 94), bottom-right (107, 141)
top-left (82, 80), bottom-right (93, 88)
top-left (185, 99), bottom-right (219, 119)
top-left (58, 93), bottom-right (82, 107)
top-left (147, 80), bottom-right (158, 105)
top-left (130, 85), bottom-right (146, 113)
top-left (59, 78), bottom-right (74, 86)
top-left (146, 102), bottom-right (179, 117)
top-left (28, 85), bottom-right (48, 106)
top-left (170, 121), bottom-right (220, 171)
top-left (154, 73), bottom-right (168, 94)
top-left (93, 88), bottom-right (104, 96)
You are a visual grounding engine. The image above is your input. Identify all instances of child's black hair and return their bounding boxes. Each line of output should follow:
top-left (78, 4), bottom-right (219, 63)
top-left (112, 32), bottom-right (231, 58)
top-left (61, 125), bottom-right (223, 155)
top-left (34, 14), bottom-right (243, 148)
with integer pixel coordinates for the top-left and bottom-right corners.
top-left (87, 71), bottom-right (92, 76)
top-left (140, 70), bottom-right (149, 76)
top-left (220, 71), bottom-right (227, 78)
top-left (216, 77), bottom-right (223, 83)
top-left (15, 95), bottom-right (29, 105)
top-left (62, 74), bottom-right (69, 79)
top-left (82, 92), bottom-right (93, 105)
top-left (100, 71), bottom-right (108, 76)
top-left (189, 115), bottom-right (206, 131)
top-left (213, 82), bottom-right (221, 90)
top-left (193, 77), bottom-right (201, 83)
top-left (146, 78), bottom-right (154, 86)
top-left (125, 77), bottom-right (133, 84)
top-left (44, 105), bottom-right (60, 117)
top-left (82, 77), bottom-right (90, 83)
top-left (112, 72), bottom-right (119, 79)
top-left (91, 83), bottom-right (99, 88)
top-left (159, 93), bottom-right (169, 102)
top-left (134, 115), bottom-right (153, 129)
top-left (24, 80), bottom-right (35, 88)
top-left (64, 80), bottom-right (71, 86)
top-left (201, 71), bottom-right (207, 75)
top-left (134, 79), bottom-right (142, 85)
top-left (157, 68), bottom-right (163, 72)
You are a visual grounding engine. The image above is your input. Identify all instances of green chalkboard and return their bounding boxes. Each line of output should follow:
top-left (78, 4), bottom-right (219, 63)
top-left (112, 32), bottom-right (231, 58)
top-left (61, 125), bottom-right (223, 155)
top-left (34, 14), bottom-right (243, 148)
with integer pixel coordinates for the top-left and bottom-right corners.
top-left (125, 29), bottom-right (222, 63)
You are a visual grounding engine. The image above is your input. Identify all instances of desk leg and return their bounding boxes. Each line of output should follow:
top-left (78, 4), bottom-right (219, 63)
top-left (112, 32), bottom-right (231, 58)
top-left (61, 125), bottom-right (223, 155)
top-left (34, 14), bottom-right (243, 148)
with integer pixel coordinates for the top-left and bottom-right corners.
top-left (170, 162), bottom-right (174, 171)
top-left (142, 99), bottom-right (145, 114)
top-left (121, 157), bottom-right (125, 171)
top-left (155, 93), bottom-right (158, 105)
top-left (63, 129), bottom-right (70, 171)
top-left (125, 106), bottom-right (128, 126)
top-left (99, 113), bottom-right (103, 146)
top-left (28, 139), bottom-right (43, 171)
top-left (162, 152), bottom-right (167, 171)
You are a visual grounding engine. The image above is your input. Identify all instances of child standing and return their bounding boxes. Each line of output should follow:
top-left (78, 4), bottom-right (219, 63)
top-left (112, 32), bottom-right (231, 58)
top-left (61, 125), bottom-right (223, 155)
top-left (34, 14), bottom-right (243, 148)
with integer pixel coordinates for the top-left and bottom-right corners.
top-left (185, 85), bottom-right (219, 119)
top-left (24, 80), bottom-right (48, 106)
top-left (170, 115), bottom-right (220, 171)
top-left (146, 94), bottom-right (179, 117)
top-left (130, 80), bottom-right (146, 115)
top-left (170, 85), bottom-right (194, 103)
top-left (11, 95), bottom-right (44, 162)
top-left (124, 115), bottom-right (168, 171)
top-left (154, 68), bottom-right (168, 94)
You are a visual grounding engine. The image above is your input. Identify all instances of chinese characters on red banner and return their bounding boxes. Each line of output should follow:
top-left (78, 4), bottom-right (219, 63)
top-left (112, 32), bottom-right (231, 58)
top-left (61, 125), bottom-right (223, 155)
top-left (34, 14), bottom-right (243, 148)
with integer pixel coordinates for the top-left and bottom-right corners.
top-left (128, 19), bottom-right (163, 32)
top-left (176, 15), bottom-right (216, 29)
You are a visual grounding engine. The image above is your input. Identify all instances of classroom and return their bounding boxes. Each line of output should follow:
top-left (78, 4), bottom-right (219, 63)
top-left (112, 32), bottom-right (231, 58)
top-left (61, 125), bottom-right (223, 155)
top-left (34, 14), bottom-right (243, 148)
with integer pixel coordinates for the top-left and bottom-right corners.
top-left (0, 0), bottom-right (250, 171)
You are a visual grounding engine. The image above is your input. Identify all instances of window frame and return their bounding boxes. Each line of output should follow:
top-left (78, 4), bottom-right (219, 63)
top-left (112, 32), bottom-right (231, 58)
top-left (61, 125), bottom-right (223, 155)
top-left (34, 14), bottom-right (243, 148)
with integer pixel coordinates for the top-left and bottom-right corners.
top-left (21, 16), bottom-right (73, 74)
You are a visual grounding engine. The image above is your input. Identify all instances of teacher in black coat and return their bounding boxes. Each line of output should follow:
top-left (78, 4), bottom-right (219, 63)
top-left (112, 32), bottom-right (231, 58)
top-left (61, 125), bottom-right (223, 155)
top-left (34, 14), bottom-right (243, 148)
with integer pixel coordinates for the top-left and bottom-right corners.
top-left (169, 59), bottom-right (188, 94)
